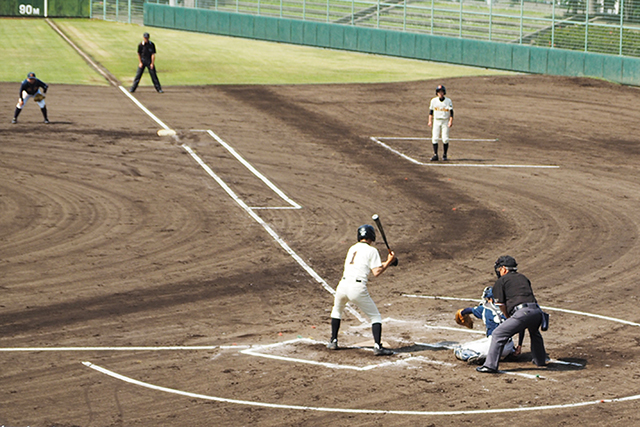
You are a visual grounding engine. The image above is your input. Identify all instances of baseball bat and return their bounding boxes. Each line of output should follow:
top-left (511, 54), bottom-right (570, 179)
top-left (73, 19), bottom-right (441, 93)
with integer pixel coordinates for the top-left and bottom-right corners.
top-left (371, 214), bottom-right (398, 266)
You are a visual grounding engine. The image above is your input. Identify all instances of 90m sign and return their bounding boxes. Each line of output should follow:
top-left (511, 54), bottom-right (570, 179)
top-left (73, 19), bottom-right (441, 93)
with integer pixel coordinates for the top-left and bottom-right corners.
top-left (19, 3), bottom-right (42, 15)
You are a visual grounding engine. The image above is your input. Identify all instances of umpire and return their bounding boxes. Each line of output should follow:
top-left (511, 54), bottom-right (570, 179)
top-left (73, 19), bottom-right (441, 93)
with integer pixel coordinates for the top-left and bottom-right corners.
top-left (476, 256), bottom-right (547, 373)
top-left (129, 32), bottom-right (163, 93)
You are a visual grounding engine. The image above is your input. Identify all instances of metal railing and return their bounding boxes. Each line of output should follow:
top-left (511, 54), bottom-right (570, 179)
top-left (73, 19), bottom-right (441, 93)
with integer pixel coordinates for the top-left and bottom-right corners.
top-left (93, 0), bottom-right (640, 57)
top-left (91, 0), bottom-right (145, 24)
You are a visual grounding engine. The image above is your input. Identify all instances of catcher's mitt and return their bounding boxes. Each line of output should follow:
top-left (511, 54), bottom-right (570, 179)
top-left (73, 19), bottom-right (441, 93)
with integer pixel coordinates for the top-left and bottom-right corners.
top-left (34, 93), bottom-right (45, 102)
top-left (455, 308), bottom-right (474, 329)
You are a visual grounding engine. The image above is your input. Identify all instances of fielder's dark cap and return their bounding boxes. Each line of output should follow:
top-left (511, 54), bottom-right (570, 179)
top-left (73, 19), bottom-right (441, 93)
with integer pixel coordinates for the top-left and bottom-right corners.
top-left (436, 84), bottom-right (446, 94)
top-left (27, 72), bottom-right (36, 79)
top-left (143, 32), bottom-right (150, 39)
top-left (495, 255), bottom-right (517, 268)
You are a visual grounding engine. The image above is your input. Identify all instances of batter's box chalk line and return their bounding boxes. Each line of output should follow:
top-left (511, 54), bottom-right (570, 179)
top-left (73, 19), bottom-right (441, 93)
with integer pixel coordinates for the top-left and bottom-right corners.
top-left (238, 338), bottom-right (452, 371)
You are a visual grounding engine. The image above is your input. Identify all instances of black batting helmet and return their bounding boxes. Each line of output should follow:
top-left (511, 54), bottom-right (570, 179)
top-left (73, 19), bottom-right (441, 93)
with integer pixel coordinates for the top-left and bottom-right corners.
top-left (436, 84), bottom-right (446, 95)
top-left (357, 224), bottom-right (376, 242)
top-left (494, 255), bottom-right (517, 278)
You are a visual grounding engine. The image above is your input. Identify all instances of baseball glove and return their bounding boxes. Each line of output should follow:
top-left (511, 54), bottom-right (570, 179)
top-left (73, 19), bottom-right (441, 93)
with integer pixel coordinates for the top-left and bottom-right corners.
top-left (455, 309), bottom-right (474, 329)
top-left (34, 93), bottom-right (45, 102)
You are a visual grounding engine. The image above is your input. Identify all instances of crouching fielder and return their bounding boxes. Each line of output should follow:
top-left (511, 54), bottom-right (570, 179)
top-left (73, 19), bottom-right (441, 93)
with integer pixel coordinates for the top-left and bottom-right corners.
top-left (12, 72), bottom-right (49, 124)
top-left (454, 286), bottom-right (517, 364)
top-left (327, 224), bottom-right (396, 356)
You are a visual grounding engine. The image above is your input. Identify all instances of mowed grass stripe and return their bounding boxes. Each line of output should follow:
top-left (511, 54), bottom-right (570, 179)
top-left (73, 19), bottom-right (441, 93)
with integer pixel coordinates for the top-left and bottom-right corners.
top-left (0, 18), bottom-right (108, 85)
top-left (1, 18), bottom-right (511, 86)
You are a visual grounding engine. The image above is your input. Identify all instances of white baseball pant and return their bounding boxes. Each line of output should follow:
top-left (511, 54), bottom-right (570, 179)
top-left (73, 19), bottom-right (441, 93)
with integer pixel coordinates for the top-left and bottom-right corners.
top-left (331, 279), bottom-right (382, 323)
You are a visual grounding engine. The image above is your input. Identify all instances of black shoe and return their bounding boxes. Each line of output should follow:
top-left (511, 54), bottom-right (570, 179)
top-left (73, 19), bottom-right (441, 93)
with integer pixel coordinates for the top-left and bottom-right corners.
top-left (442, 155), bottom-right (448, 161)
top-left (430, 154), bottom-right (439, 161)
top-left (129, 88), bottom-right (135, 93)
top-left (476, 366), bottom-right (498, 373)
top-left (326, 339), bottom-right (338, 350)
top-left (44, 119), bottom-right (50, 124)
top-left (157, 89), bottom-right (164, 93)
top-left (374, 344), bottom-right (394, 356)
top-left (11, 118), bottom-right (17, 124)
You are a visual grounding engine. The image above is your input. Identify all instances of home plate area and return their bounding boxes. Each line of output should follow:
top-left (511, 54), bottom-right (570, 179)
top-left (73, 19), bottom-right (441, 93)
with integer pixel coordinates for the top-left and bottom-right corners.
top-left (239, 337), bottom-right (456, 372)
top-left (230, 317), bottom-right (563, 381)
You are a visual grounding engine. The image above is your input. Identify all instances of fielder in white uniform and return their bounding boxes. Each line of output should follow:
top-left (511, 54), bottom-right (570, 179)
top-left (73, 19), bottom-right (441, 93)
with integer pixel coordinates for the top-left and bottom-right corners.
top-left (428, 84), bottom-right (453, 161)
top-left (327, 224), bottom-right (396, 356)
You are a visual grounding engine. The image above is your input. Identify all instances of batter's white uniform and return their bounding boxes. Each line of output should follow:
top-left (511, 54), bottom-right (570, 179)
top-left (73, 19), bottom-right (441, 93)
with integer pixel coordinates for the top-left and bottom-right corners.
top-left (330, 241), bottom-right (383, 323)
top-left (429, 96), bottom-right (453, 145)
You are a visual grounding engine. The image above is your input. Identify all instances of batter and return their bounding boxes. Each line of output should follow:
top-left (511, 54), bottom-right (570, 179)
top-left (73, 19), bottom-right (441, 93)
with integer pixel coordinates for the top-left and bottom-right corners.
top-left (327, 224), bottom-right (396, 356)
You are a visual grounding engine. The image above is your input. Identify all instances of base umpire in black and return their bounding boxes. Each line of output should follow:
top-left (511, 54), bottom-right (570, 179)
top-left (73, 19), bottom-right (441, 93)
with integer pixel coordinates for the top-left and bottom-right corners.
top-left (129, 32), bottom-right (163, 93)
top-left (476, 256), bottom-right (547, 373)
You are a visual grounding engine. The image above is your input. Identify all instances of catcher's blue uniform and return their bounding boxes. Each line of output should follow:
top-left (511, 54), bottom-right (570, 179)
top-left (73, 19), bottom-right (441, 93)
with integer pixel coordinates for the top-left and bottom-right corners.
top-left (454, 287), bottom-right (514, 363)
top-left (465, 301), bottom-right (504, 337)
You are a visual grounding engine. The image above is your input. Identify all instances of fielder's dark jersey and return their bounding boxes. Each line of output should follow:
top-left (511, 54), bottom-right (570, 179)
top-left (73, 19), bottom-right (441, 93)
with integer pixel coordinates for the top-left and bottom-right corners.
top-left (19, 78), bottom-right (48, 99)
top-left (492, 271), bottom-right (537, 315)
top-left (138, 41), bottom-right (157, 64)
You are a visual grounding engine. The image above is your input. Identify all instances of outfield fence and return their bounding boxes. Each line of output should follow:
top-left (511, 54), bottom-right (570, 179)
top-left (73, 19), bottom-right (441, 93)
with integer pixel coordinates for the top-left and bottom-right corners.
top-left (92, 0), bottom-right (640, 57)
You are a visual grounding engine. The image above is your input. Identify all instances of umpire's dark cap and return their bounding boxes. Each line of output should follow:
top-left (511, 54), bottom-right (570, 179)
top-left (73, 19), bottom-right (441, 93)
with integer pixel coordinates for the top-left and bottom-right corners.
top-left (495, 255), bottom-right (517, 268)
top-left (143, 32), bottom-right (150, 39)
top-left (27, 72), bottom-right (36, 79)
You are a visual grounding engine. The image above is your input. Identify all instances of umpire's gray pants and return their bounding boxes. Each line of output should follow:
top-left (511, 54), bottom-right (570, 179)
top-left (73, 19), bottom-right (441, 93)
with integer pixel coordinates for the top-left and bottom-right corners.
top-left (483, 306), bottom-right (547, 370)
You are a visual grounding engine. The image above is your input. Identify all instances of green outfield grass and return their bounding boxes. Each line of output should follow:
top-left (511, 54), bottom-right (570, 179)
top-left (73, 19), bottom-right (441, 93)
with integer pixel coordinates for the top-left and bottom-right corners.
top-left (0, 19), bottom-right (109, 85)
top-left (0, 18), bottom-right (510, 86)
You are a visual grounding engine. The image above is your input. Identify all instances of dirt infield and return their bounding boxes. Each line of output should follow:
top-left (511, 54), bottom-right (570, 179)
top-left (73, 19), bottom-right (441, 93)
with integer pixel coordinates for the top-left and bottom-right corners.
top-left (1, 75), bottom-right (639, 426)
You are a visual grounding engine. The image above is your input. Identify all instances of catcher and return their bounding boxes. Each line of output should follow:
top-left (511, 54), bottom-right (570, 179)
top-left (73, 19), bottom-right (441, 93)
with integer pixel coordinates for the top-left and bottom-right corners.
top-left (453, 287), bottom-right (518, 364)
top-left (12, 72), bottom-right (49, 124)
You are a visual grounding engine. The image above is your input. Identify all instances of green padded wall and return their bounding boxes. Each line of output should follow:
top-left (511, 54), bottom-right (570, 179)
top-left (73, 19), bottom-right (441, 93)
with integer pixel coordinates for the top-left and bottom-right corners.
top-left (144, 4), bottom-right (640, 85)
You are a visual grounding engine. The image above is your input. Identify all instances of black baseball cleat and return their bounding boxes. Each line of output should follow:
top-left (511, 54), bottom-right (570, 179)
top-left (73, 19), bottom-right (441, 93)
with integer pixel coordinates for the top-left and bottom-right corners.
top-left (11, 118), bottom-right (17, 124)
top-left (374, 344), bottom-right (394, 356)
top-left (430, 154), bottom-right (439, 161)
top-left (476, 366), bottom-right (498, 374)
top-left (44, 119), bottom-right (50, 124)
top-left (326, 339), bottom-right (338, 350)
top-left (442, 155), bottom-right (448, 161)
top-left (157, 89), bottom-right (164, 93)
top-left (129, 88), bottom-right (135, 93)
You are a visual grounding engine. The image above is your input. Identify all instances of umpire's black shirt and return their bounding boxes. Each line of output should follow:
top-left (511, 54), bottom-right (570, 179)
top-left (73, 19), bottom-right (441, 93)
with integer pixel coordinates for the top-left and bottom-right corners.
top-left (492, 271), bottom-right (537, 315)
top-left (138, 41), bottom-right (157, 65)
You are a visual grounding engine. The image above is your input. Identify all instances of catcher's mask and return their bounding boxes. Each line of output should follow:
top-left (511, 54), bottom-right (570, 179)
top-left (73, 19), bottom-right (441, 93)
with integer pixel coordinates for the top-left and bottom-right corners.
top-left (482, 286), bottom-right (493, 300)
top-left (357, 224), bottom-right (376, 242)
top-left (494, 255), bottom-right (517, 278)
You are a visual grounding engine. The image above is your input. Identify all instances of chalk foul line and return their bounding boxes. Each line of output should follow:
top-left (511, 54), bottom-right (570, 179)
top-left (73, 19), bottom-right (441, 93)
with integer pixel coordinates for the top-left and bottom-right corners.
top-left (181, 144), bottom-right (364, 323)
top-left (370, 137), bottom-right (559, 169)
top-left (403, 294), bottom-right (640, 327)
